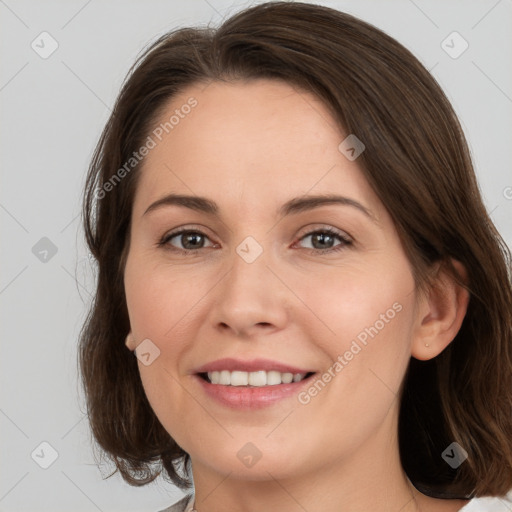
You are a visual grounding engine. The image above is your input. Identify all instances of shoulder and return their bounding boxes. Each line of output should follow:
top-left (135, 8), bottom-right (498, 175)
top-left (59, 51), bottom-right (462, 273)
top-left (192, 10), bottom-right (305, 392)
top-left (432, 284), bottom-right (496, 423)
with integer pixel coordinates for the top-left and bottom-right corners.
top-left (154, 493), bottom-right (512, 512)
top-left (458, 495), bottom-right (512, 511)
top-left (157, 493), bottom-right (194, 512)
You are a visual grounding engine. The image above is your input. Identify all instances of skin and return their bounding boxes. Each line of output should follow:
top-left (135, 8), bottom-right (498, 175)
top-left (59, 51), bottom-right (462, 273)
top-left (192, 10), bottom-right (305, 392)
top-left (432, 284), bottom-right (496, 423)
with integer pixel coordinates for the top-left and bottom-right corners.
top-left (124, 79), bottom-right (470, 512)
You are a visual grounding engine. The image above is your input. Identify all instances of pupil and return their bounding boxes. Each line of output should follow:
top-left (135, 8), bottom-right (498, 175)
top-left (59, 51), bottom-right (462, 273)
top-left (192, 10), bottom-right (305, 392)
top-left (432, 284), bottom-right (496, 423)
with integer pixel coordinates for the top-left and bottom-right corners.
top-left (184, 233), bottom-right (203, 249)
top-left (314, 233), bottom-right (333, 249)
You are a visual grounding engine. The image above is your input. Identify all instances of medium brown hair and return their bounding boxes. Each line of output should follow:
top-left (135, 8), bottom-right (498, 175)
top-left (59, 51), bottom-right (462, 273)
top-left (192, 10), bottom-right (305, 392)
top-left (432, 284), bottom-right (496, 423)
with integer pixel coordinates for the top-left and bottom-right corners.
top-left (79, 1), bottom-right (512, 497)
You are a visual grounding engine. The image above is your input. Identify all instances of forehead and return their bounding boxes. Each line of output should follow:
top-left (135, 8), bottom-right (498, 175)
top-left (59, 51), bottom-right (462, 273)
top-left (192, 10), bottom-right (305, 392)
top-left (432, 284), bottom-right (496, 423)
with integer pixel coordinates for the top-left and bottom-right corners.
top-left (131, 79), bottom-right (383, 221)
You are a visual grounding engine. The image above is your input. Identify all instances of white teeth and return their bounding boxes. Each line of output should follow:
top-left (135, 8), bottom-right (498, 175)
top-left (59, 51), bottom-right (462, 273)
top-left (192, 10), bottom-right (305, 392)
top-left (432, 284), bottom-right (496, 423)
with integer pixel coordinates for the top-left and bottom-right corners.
top-left (281, 373), bottom-right (293, 384)
top-left (266, 370), bottom-right (282, 385)
top-left (230, 371), bottom-right (248, 386)
top-left (219, 370), bottom-right (230, 385)
top-left (248, 371), bottom-right (266, 386)
top-left (206, 370), bottom-right (308, 386)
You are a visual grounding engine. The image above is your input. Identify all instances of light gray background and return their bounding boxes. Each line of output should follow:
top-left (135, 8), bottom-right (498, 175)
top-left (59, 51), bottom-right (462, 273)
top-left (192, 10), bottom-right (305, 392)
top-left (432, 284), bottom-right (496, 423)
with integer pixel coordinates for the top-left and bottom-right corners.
top-left (1, 0), bottom-right (511, 511)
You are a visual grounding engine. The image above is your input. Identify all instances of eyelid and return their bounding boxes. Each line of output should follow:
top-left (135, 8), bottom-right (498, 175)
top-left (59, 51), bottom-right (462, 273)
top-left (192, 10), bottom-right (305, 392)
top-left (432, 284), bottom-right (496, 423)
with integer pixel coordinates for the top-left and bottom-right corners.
top-left (295, 224), bottom-right (352, 242)
top-left (160, 224), bottom-right (214, 239)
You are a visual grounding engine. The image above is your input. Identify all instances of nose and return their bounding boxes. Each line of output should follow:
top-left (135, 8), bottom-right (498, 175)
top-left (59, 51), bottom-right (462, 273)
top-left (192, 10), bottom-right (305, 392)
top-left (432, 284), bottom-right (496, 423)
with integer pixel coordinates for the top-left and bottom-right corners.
top-left (210, 242), bottom-right (289, 339)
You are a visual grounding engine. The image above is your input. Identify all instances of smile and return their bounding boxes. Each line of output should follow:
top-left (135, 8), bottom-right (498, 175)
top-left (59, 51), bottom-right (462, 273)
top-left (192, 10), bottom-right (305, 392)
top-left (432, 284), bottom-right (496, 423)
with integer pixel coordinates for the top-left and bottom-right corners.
top-left (201, 370), bottom-right (314, 387)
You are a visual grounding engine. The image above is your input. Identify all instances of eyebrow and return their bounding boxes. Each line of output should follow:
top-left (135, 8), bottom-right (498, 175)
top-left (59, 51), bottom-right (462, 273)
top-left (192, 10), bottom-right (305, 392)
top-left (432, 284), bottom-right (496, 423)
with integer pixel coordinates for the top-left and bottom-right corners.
top-left (143, 193), bottom-right (379, 225)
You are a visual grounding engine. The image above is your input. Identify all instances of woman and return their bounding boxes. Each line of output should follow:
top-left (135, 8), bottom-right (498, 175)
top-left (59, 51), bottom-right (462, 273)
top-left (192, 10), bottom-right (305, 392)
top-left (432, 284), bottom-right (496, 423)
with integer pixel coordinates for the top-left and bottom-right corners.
top-left (79, 2), bottom-right (512, 511)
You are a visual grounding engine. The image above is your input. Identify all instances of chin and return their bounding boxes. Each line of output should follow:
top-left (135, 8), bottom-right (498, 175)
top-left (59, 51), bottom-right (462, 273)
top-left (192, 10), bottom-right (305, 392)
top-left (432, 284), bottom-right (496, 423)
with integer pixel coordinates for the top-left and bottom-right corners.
top-left (189, 442), bottom-right (307, 481)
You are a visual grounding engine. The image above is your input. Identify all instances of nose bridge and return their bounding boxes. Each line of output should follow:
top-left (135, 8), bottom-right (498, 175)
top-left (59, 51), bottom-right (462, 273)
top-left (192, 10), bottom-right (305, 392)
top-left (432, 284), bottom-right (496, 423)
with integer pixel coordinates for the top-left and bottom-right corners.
top-left (226, 233), bottom-right (272, 304)
top-left (211, 233), bottom-right (287, 335)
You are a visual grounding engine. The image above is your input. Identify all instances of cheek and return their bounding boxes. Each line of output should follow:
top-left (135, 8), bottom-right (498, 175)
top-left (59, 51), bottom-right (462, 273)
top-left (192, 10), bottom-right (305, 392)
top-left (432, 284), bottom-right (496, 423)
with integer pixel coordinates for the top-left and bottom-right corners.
top-left (300, 256), bottom-right (416, 394)
top-left (298, 259), bottom-right (414, 349)
top-left (124, 255), bottom-right (197, 342)
top-left (124, 258), bottom-right (199, 441)
top-left (287, 268), bottom-right (416, 454)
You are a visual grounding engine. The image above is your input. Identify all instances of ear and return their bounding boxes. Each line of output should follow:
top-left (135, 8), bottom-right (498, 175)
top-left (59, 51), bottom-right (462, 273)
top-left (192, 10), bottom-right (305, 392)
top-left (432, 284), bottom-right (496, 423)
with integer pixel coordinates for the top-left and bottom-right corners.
top-left (125, 331), bottom-right (137, 351)
top-left (411, 259), bottom-right (470, 361)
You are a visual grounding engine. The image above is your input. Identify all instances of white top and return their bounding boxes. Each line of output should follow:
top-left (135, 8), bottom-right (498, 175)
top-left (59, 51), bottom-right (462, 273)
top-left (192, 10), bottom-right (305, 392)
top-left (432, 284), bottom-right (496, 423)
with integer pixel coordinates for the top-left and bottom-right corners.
top-left (184, 497), bottom-right (195, 512)
top-left (158, 494), bottom-right (193, 512)
top-left (160, 493), bottom-right (512, 511)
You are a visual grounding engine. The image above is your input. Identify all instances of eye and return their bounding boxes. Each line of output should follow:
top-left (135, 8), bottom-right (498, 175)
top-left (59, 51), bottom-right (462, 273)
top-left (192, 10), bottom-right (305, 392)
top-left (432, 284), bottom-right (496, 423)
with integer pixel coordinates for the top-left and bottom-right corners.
top-left (157, 226), bottom-right (352, 255)
top-left (158, 228), bottom-right (216, 253)
top-left (296, 227), bottom-right (352, 254)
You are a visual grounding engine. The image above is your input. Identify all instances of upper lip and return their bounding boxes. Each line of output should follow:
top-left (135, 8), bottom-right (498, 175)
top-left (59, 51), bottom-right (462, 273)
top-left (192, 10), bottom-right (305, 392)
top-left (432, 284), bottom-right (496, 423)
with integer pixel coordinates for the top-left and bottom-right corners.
top-left (192, 358), bottom-right (315, 375)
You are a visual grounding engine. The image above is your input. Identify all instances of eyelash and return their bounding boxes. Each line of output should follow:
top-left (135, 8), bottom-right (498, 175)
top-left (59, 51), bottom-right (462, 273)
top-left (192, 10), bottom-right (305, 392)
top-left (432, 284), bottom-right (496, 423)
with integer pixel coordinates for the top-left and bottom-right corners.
top-left (157, 226), bottom-right (352, 255)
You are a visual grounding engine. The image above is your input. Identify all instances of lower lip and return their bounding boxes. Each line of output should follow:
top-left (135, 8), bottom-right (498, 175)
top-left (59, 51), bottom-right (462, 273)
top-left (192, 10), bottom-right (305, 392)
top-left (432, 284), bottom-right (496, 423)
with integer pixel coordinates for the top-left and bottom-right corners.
top-left (194, 374), bottom-right (315, 410)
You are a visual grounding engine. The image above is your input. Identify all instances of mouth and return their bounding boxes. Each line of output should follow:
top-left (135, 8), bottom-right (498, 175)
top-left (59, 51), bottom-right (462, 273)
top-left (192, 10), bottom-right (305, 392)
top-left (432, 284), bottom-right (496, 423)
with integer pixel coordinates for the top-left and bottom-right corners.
top-left (192, 358), bottom-right (318, 409)
top-left (198, 370), bottom-right (316, 387)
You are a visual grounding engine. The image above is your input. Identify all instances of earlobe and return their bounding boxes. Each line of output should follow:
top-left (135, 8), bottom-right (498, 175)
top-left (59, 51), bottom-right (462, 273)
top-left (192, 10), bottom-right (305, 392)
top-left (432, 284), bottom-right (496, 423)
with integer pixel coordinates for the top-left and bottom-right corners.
top-left (125, 331), bottom-right (137, 351)
top-left (411, 259), bottom-right (470, 361)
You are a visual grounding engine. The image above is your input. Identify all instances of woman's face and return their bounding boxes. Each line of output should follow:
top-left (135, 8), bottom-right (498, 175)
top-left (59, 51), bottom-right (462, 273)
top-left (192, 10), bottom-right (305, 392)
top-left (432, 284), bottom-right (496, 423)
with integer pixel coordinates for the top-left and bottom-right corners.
top-left (124, 79), bottom-right (421, 482)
